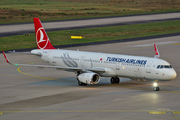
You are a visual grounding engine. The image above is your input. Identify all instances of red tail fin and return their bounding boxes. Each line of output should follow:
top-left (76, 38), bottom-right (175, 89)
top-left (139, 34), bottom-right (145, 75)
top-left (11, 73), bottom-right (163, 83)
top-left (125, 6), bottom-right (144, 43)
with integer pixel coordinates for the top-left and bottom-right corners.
top-left (33, 18), bottom-right (55, 49)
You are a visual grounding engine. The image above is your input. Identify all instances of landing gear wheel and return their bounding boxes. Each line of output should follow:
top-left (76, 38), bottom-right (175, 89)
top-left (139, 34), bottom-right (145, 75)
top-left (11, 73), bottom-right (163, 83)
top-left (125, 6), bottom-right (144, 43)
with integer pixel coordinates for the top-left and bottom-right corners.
top-left (153, 87), bottom-right (160, 91)
top-left (78, 80), bottom-right (87, 86)
top-left (111, 77), bottom-right (120, 84)
top-left (78, 80), bottom-right (83, 86)
top-left (110, 77), bottom-right (116, 84)
top-left (115, 77), bottom-right (120, 83)
top-left (153, 80), bottom-right (159, 91)
top-left (83, 83), bottom-right (87, 86)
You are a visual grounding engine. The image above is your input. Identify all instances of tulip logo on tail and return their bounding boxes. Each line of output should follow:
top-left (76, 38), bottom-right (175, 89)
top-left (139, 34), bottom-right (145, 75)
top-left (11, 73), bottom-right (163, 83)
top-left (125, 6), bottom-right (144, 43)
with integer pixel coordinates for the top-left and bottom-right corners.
top-left (36, 27), bottom-right (49, 49)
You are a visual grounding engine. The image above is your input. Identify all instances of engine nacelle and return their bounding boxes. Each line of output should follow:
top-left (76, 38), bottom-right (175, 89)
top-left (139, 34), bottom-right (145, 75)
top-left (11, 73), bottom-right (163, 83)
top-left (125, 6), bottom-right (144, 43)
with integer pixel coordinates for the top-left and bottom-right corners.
top-left (77, 73), bottom-right (100, 84)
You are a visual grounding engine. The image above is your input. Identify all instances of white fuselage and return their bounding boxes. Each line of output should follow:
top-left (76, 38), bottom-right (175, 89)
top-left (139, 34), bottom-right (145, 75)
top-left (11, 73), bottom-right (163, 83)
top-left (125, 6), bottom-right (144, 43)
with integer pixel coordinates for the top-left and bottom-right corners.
top-left (31, 49), bottom-right (177, 81)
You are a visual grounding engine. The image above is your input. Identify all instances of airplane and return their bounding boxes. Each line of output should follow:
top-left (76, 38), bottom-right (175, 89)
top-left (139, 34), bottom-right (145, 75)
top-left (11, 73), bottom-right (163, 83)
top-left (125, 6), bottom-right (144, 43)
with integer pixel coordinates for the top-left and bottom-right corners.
top-left (2, 18), bottom-right (177, 91)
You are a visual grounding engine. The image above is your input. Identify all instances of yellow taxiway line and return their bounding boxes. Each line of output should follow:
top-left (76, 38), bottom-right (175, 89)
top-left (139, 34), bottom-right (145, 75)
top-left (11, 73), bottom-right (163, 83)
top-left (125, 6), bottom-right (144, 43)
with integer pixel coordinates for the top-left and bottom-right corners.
top-left (172, 115), bottom-right (180, 120)
top-left (17, 66), bottom-right (55, 80)
top-left (149, 111), bottom-right (166, 114)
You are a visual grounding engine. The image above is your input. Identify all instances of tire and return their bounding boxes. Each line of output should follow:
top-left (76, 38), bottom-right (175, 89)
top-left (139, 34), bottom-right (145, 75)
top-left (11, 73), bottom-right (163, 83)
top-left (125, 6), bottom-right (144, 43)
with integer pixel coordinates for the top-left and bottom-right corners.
top-left (153, 87), bottom-right (160, 91)
top-left (110, 77), bottom-right (116, 84)
top-left (156, 87), bottom-right (160, 91)
top-left (78, 81), bottom-right (83, 86)
top-left (82, 83), bottom-right (87, 86)
top-left (78, 81), bottom-right (87, 86)
top-left (115, 77), bottom-right (120, 83)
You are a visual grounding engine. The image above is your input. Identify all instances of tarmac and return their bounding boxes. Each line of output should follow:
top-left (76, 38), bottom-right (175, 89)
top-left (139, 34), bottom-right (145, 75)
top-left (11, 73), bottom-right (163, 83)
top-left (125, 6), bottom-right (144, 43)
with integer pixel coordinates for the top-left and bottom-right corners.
top-left (0, 35), bottom-right (180, 120)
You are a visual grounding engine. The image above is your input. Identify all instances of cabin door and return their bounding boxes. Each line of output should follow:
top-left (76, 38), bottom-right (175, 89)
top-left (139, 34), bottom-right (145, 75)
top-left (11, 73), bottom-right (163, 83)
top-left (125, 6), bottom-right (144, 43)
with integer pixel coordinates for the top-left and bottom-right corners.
top-left (116, 62), bottom-right (120, 70)
top-left (80, 56), bottom-right (85, 66)
top-left (146, 60), bottom-right (153, 73)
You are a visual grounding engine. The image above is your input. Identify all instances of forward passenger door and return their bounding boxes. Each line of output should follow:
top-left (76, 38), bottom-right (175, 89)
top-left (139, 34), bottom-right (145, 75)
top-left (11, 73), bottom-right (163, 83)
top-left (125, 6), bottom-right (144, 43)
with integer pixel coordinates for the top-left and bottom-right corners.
top-left (146, 60), bottom-right (153, 73)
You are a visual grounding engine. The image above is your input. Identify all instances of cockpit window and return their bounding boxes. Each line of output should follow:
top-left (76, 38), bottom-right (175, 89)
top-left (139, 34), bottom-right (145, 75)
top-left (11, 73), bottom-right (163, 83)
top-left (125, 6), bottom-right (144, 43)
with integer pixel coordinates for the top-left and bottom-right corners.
top-left (157, 65), bottom-right (172, 69)
top-left (164, 65), bottom-right (169, 68)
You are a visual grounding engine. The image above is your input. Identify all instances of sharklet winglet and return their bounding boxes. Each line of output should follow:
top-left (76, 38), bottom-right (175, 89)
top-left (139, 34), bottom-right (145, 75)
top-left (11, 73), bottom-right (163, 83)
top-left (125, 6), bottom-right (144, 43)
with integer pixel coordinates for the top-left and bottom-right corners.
top-left (154, 44), bottom-right (160, 58)
top-left (2, 51), bottom-right (12, 64)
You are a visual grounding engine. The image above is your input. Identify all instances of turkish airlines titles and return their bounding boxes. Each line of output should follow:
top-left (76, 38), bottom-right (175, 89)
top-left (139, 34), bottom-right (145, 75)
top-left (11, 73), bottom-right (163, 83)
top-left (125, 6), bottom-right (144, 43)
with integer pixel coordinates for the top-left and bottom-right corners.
top-left (106, 57), bottom-right (147, 65)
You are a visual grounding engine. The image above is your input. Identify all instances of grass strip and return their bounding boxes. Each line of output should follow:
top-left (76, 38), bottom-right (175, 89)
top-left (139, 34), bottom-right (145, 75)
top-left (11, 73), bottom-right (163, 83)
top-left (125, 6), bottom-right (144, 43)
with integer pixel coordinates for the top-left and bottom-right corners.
top-left (0, 20), bottom-right (180, 51)
top-left (1, 10), bottom-right (180, 25)
top-left (1, 0), bottom-right (180, 24)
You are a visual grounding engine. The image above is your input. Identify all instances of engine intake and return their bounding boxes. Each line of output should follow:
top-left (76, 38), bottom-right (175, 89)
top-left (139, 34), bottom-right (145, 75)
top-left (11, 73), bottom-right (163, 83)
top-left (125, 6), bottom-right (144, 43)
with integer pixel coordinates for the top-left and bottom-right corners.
top-left (77, 73), bottom-right (100, 84)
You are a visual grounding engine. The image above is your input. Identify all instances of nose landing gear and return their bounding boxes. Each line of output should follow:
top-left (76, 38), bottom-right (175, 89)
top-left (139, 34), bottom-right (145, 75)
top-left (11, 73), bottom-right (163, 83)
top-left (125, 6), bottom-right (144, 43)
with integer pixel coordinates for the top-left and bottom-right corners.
top-left (153, 80), bottom-right (160, 91)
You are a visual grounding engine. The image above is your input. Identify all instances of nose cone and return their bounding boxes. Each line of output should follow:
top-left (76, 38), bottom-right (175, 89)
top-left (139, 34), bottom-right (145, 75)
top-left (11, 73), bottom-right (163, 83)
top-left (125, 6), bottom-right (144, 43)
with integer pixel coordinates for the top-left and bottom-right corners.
top-left (168, 69), bottom-right (177, 79)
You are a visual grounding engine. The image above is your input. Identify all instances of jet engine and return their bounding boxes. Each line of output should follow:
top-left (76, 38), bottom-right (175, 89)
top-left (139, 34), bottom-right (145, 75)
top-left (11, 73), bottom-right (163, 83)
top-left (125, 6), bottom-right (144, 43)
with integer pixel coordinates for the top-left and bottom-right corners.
top-left (77, 73), bottom-right (100, 84)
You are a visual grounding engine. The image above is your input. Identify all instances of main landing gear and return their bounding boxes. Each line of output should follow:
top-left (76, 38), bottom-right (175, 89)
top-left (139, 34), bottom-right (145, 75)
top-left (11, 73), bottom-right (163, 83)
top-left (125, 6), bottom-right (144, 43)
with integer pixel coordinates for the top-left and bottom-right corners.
top-left (110, 77), bottom-right (120, 84)
top-left (76, 72), bottom-right (87, 86)
top-left (153, 80), bottom-right (160, 91)
top-left (78, 80), bottom-right (87, 86)
top-left (76, 77), bottom-right (87, 86)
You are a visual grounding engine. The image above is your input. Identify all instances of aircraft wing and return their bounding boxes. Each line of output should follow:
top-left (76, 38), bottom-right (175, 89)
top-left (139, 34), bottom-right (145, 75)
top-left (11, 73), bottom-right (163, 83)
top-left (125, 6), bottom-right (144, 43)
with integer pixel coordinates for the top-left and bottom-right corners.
top-left (2, 51), bottom-right (105, 73)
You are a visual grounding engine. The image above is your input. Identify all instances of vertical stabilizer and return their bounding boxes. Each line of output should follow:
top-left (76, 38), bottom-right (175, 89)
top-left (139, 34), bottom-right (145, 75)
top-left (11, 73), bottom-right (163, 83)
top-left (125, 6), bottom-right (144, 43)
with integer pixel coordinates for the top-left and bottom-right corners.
top-left (33, 18), bottom-right (55, 49)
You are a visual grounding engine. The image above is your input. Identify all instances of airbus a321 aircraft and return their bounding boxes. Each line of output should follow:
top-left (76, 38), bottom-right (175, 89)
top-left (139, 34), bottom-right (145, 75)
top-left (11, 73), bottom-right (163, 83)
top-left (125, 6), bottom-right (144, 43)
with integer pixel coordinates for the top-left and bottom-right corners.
top-left (2, 18), bottom-right (177, 91)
